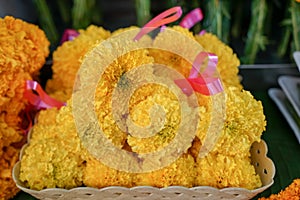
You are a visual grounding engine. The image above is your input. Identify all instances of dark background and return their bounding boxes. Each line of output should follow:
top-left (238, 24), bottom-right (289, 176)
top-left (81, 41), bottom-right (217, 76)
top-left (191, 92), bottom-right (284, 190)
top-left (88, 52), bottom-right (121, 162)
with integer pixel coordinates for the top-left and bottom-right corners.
top-left (0, 0), bottom-right (297, 65)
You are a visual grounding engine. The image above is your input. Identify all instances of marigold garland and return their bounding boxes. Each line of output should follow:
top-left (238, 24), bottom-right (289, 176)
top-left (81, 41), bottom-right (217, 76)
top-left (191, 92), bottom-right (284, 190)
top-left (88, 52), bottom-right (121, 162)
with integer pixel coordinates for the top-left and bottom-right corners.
top-left (0, 16), bottom-right (49, 200)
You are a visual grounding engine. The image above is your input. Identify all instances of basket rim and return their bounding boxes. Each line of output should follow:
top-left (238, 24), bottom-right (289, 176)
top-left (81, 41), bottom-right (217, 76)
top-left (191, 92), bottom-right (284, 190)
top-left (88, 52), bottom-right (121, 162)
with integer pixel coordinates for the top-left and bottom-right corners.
top-left (13, 138), bottom-right (275, 197)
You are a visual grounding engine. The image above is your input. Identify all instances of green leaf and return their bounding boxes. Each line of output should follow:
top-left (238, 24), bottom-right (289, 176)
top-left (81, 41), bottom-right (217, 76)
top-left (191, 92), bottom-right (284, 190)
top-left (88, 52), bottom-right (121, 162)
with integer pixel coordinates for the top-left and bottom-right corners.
top-left (135, 0), bottom-right (151, 27)
top-left (203, 0), bottom-right (232, 43)
top-left (72, 0), bottom-right (96, 29)
top-left (56, 0), bottom-right (72, 25)
top-left (243, 0), bottom-right (268, 64)
top-left (33, 0), bottom-right (59, 47)
top-left (291, 0), bottom-right (300, 51)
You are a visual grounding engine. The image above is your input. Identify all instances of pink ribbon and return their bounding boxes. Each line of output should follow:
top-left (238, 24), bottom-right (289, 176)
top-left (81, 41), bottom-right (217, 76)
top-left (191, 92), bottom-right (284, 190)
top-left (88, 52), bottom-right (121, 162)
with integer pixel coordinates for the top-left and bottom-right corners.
top-left (134, 6), bottom-right (183, 41)
top-left (133, 6), bottom-right (222, 96)
top-left (60, 29), bottom-right (79, 44)
top-left (19, 104), bottom-right (37, 135)
top-left (21, 80), bottom-right (65, 135)
top-left (160, 25), bottom-right (167, 32)
top-left (199, 30), bottom-right (206, 35)
top-left (175, 52), bottom-right (223, 96)
top-left (24, 80), bottom-right (66, 110)
top-left (179, 8), bottom-right (203, 29)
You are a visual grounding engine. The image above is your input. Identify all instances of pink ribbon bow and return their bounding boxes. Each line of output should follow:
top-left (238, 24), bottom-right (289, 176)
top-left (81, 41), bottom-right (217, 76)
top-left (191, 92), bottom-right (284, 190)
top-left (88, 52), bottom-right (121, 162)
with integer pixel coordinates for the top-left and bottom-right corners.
top-left (24, 80), bottom-right (66, 110)
top-left (175, 52), bottom-right (223, 96)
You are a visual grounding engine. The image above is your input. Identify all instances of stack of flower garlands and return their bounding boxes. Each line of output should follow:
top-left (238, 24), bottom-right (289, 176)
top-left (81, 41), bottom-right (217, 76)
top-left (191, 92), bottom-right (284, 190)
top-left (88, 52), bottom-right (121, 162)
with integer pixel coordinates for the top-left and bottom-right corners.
top-left (0, 16), bottom-right (50, 199)
top-left (18, 6), bottom-right (267, 193)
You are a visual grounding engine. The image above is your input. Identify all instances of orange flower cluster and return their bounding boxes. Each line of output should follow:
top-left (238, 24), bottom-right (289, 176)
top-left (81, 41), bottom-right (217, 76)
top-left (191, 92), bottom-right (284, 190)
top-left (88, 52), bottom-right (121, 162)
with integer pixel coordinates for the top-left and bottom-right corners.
top-left (259, 179), bottom-right (300, 200)
top-left (0, 16), bottom-right (49, 199)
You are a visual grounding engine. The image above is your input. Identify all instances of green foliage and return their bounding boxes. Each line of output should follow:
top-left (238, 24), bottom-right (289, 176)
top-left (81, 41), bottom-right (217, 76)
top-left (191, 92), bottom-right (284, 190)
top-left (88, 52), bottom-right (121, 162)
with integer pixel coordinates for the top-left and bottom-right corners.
top-left (32, 0), bottom-right (102, 49)
top-left (242, 0), bottom-right (268, 64)
top-left (135, 0), bottom-right (151, 27)
top-left (33, 0), bottom-right (300, 64)
top-left (202, 0), bottom-right (231, 44)
top-left (72, 0), bottom-right (98, 29)
top-left (33, 0), bottom-right (59, 47)
top-left (291, 0), bottom-right (300, 52)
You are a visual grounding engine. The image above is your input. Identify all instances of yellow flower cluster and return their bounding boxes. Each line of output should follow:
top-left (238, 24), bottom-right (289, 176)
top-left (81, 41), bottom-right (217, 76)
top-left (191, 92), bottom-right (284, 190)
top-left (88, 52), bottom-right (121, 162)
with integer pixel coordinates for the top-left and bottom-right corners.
top-left (19, 25), bottom-right (266, 191)
top-left (194, 86), bottom-right (265, 189)
top-left (0, 16), bottom-right (50, 199)
top-left (20, 106), bottom-right (86, 190)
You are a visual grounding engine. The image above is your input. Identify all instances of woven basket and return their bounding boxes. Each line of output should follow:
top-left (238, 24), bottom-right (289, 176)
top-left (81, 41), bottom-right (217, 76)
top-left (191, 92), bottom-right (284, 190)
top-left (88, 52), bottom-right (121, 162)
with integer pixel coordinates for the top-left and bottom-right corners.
top-left (13, 138), bottom-right (275, 200)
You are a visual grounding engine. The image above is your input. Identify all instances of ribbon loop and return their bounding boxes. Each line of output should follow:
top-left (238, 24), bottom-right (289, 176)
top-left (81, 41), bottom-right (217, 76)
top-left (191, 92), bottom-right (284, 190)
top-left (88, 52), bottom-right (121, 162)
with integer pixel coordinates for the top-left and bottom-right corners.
top-left (134, 6), bottom-right (183, 41)
top-left (189, 52), bottom-right (218, 78)
top-left (175, 52), bottom-right (223, 96)
top-left (179, 8), bottom-right (203, 29)
top-left (24, 80), bottom-right (66, 110)
top-left (60, 29), bottom-right (79, 44)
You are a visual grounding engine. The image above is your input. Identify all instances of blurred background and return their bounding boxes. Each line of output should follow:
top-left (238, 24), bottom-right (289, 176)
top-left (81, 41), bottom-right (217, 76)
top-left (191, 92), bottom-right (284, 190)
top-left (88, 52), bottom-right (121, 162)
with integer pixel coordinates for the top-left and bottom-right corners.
top-left (0, 0), bottom-right (299, 64)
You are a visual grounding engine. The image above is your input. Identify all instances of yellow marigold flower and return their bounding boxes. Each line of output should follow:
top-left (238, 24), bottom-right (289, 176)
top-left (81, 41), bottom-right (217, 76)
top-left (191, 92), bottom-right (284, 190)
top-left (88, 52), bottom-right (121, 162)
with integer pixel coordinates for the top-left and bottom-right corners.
top-left (0, 16), bottom-right (50, 75)
top-left (93, 49), bottom-right (154, 148)
top-left (148, 26), bottom-right (197, 79)
top-left (195, 33), bottom-right (242, 89)
top-left (84, 155), bottom-right (134, 188)
top-left (20, 138), bottom-right (62, 190)
top-left (35, 107), bottom-right (58, 126)
top-left (111, 26), bottom-right (139, 36)
top-left (126, 84), bottom-right (181, 153)
top-left (46, 25), bottom-right (111, 102)
top-left (210, 86), bottom-right (266, 156)
top-left (194, 93), bottom-right (213, 142)
top-left (190, 86), bottom-right (265, 190)
top-left (29, 108), bottom-right (59, 141)
top-left (149, 49), bottom-right (191, 78)
top-left (170, 26), bottom-right (195, 39)
top-left (135, 153), bottom-right (195, 188)
top-left (20, 105), bottom-right (86, 190)
top-left (195, 153), bottom-right (261, 190)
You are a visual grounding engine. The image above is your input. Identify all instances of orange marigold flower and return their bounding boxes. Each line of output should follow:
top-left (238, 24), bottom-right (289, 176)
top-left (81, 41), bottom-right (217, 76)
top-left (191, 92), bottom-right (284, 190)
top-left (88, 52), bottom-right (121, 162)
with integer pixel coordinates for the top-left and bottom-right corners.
top-left (0, 146), bottom-right (21, 200)
top-left (259, 179), bottom-right (300, 200)
top-left (0, 15), bottom-right (49, 199)
top-left (0, 16), bottom-right (50, 75)
top-left (0, 72), bottom-right (31, 115)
